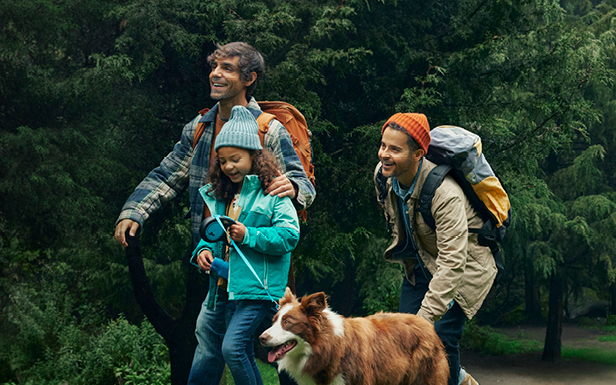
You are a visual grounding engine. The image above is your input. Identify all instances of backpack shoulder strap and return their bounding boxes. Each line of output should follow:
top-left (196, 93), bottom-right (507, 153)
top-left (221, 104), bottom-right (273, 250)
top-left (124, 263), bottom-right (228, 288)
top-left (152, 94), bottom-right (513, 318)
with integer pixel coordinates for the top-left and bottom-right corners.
top-left (417, 164), bottom-right (452, 230)
top-left (192, 108), bottom-right (211, 149)
top-left (375, 165), bottom-right (389, 205)
top-left (256, 111), bottom-right (276, 144)
top-left (256, 111), bottom-right (276, 133)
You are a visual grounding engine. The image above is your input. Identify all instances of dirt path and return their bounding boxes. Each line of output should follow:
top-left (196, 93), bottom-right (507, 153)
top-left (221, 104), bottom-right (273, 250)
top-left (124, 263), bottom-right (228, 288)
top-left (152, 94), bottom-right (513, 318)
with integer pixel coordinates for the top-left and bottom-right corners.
top-left (460, 325), bottom-right (616, 384)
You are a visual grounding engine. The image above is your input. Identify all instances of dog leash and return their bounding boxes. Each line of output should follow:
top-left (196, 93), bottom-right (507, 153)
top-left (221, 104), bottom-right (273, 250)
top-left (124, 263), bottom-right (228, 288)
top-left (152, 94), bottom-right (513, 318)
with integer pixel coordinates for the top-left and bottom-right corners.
top-left (215, 216), bottom-right (280, 310)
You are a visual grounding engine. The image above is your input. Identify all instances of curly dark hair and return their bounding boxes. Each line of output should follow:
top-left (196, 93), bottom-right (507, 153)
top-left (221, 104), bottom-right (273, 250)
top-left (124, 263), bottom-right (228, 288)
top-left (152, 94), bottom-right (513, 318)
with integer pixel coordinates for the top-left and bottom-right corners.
top-left (207, 149), bottom-right (280, 200)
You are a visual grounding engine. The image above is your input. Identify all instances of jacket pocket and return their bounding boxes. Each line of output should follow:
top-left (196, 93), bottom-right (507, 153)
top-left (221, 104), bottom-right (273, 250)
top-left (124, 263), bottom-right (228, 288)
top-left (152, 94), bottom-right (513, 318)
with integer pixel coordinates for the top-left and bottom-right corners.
top-left (467, 237), bottom-right (492, 268)
top-left (241, 210), bottom-right (272, 228)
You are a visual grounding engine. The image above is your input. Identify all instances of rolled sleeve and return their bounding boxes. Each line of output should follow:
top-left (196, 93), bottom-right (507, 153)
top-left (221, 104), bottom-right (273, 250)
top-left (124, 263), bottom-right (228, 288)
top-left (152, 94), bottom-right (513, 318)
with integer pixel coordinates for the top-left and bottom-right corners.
top-left (190, 239), bottom-right (215, 269)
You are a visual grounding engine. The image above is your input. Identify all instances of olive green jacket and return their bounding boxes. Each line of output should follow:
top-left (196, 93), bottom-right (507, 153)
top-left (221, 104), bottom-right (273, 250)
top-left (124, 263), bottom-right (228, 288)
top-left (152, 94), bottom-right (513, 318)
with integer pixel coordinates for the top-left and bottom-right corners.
top-left (374, 159), bottom-right (497, 322)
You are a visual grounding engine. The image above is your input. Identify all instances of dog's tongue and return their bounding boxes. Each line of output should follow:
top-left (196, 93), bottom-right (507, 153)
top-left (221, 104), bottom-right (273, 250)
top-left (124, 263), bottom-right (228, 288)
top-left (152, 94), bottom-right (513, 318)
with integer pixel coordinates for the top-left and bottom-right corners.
top-left (267, 341), bottom-right (297, 363)
top-left (268, 344), bottom-right (286, 363)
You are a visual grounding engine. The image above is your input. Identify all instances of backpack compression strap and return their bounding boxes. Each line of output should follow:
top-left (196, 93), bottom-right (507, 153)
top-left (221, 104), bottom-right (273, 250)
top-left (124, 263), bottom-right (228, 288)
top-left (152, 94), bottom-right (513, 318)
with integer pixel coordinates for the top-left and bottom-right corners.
top-left (375, 165), bottom-right (389, 205)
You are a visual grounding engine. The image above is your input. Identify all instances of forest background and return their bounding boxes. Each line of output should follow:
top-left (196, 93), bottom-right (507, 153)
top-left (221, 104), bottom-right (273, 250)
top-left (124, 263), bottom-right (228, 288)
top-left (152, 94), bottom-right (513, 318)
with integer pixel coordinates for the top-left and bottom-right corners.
top-left (2, 0), bottom-right (616, 384)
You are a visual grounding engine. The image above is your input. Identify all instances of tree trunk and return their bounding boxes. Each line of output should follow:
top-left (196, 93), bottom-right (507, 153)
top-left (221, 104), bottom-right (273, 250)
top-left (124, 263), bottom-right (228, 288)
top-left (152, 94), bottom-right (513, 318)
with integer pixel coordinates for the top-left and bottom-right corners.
top-left (542, 272), bottom-right (563, 362)
top-left (125, 230), bottom-right (207, 385)
top-left (524, 258), bottom-right (542, 323)
top-left (610, 282), bottom-right (616, 316)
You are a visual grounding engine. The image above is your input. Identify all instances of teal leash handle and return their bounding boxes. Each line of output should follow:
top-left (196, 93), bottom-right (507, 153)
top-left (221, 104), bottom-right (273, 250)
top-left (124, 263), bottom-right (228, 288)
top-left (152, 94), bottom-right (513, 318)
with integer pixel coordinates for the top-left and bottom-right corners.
top-left (215, 216), bottom-right (280, 310)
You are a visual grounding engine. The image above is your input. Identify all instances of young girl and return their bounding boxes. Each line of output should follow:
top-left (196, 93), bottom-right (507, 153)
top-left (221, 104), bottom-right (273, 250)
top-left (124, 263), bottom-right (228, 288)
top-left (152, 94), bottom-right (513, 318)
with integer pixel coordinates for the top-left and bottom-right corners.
top-left (188, 105), bottom-right (300, 385)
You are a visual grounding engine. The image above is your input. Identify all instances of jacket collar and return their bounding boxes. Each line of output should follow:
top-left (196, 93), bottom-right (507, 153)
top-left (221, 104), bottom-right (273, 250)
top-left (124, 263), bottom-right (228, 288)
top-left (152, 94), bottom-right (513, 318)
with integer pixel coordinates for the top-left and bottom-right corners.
top-left (240, 174), bottom-right (262, 193)
top-left (199, 174), bottom-right (262, 203)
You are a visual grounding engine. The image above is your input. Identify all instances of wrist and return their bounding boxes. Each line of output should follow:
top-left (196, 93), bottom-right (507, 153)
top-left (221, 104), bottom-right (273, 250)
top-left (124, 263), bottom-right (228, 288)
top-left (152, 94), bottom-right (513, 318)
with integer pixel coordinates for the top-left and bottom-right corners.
top-left (241, 229), bottom-right (250, 245)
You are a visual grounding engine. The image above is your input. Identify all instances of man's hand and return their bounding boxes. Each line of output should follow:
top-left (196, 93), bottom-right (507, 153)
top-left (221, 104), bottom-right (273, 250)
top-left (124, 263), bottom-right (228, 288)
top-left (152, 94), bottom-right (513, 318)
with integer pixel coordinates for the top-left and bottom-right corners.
top-left (264, 170), bottom-right (296, 199)
top-left (114, 219), bottom-right (140, 248)
top-left (196, 249), bottom-right (214, 272)
top-left (228, 222), bottom-right (246, 243)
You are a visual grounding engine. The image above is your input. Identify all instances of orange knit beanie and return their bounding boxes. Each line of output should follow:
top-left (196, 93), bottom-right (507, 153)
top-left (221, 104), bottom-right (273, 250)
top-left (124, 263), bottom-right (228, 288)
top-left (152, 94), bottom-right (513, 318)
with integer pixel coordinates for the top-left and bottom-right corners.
top-left (382, 113), bottom-right (431, 153)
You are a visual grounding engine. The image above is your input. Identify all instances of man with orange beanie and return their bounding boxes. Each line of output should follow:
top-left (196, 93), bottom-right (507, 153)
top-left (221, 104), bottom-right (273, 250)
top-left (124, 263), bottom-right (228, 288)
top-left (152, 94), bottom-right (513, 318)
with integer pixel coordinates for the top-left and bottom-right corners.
top-left (374, 113), bottom-right (496, 385)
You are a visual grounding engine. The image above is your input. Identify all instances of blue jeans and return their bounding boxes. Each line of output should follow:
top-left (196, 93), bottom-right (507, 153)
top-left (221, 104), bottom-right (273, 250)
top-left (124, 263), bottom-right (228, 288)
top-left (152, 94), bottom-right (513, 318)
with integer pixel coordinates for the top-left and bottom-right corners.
top-left (187, 288), bottom-right (272, 385)
top-left (399, 265), bottom-right (466, 385)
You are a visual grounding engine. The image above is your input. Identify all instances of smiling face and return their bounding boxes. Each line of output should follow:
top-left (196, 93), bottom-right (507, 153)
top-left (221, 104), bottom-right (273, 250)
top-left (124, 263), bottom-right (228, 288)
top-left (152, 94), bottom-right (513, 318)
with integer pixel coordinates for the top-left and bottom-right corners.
top-left (216, 146), bottom-right (254, 188)
top-left (378, 127), bottom-right (424, 189)
top-left (209, 55), bottom-right (255, 107)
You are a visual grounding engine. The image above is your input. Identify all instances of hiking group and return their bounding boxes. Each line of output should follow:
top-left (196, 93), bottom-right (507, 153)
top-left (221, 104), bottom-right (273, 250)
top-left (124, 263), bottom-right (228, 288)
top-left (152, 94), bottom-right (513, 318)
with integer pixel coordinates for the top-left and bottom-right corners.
top-left (114, 41), bottom-right (510, 385)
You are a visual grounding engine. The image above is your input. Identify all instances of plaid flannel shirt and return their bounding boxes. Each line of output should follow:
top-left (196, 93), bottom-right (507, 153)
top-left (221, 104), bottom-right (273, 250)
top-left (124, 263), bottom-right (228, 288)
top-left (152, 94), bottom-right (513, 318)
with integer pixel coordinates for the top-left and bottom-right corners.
top-left (117, 97), bottom-right (316, 247)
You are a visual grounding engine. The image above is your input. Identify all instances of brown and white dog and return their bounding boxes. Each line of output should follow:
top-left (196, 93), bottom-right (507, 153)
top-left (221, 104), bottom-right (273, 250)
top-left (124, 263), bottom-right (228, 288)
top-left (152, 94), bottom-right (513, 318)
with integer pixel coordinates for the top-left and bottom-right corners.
top-left (259, 288), bottom-right (449, 385)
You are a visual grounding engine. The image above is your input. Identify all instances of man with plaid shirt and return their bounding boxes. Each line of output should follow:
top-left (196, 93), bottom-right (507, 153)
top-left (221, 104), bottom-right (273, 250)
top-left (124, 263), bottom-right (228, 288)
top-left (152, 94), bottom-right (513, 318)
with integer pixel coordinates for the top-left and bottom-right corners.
top-left (114, 42), bottom-right (314, 385)
top-left (114, 41), bottom-right (314, 249)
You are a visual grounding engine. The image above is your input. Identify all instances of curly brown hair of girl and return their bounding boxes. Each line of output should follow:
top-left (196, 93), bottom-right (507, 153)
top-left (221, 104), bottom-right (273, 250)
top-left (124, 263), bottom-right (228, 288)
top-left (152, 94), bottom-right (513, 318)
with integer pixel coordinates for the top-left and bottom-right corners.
top-left (207, 149), bottom-right (280, 200)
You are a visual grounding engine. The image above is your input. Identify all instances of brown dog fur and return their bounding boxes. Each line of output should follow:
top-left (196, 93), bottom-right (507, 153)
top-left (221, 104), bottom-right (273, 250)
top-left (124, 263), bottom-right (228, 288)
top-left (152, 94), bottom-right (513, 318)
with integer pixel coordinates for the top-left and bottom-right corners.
top-left (260, 288), bottom-right (449, 385)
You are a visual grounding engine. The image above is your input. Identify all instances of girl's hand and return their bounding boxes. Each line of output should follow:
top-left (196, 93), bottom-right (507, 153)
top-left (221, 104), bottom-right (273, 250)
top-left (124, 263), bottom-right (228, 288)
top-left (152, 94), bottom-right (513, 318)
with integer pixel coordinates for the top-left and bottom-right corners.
top-left (228, 222), bottom-right (246, 243)
top-left (196, 249), bottom-right (214, 272)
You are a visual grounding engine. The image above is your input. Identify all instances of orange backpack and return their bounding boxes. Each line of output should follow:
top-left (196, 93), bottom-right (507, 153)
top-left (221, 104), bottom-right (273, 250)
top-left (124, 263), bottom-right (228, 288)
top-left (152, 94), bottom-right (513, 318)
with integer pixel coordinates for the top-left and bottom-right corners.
top-left (193, 101), bottom-right (315, 220)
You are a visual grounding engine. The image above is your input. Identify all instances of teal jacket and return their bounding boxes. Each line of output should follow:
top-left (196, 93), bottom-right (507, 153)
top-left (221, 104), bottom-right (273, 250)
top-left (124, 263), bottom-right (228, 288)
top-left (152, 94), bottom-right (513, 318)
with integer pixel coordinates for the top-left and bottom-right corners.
top-left (191, 175), bottom-right (300, 306)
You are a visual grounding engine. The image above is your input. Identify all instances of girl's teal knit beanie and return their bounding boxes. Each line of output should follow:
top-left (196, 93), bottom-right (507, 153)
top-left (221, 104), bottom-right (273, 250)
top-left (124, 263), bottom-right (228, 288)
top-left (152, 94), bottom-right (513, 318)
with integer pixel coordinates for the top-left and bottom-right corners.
top-left (215, 105), bottom-right (263, 152)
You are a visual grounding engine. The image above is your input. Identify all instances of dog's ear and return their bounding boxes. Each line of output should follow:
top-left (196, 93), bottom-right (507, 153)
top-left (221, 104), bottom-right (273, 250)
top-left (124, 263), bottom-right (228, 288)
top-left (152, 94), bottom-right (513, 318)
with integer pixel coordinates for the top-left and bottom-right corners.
top-left (285, 286), bottom-right (293, 297)
top-left (301, 292), bottom-right (327, 315)
top-left (279, 287), bottom-right (296, 306)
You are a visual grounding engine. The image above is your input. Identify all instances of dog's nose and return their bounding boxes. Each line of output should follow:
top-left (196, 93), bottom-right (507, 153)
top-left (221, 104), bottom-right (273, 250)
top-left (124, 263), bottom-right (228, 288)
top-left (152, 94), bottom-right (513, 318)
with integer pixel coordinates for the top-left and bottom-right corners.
top-left (259, 333), bottom-right (269, 345)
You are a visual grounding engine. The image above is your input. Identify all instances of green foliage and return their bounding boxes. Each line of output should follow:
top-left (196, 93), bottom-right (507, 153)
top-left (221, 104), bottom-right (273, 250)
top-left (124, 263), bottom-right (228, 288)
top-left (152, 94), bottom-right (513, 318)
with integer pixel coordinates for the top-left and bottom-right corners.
top-left (460, 320), bottom-right (542, 356)
top-left (0, 254), bottom-right (103, 381)
top-left (0, 234), bottom-right (171, 384)
top-left (356, 238), bottom-right (403, 314)
top-left (550, 145), bottom-right (606, 201)
top-left (397, 66), bottom-right (446, 113)
top-left (2, 298), bottom-right (169, 385)
top-left (115, 363), bottom-right (171, 385)
top-left (542, 145), bottom-right (616, 289)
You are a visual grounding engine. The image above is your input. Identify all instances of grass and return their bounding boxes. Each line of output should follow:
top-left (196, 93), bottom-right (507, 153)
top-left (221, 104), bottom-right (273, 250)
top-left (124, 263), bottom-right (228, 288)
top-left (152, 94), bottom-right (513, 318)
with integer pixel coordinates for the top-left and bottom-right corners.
top-left (563, 325), bottom-right (616, 364)
top-left (462, 319), bottom-right (616, 359)
top-left (221, 359), bottom-right (280, 385)
top-left (563, 348), bottom-right (616, 365)
top-left (598, 334), bottom-right (616, 342)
